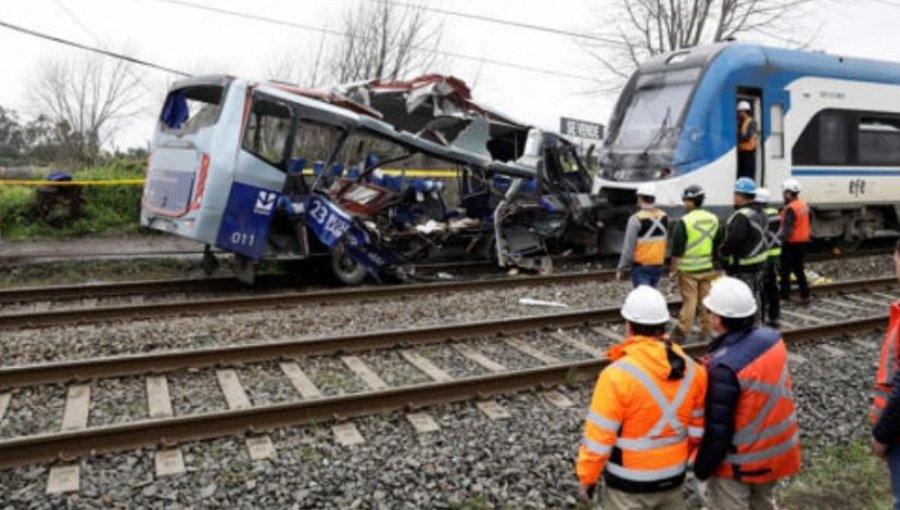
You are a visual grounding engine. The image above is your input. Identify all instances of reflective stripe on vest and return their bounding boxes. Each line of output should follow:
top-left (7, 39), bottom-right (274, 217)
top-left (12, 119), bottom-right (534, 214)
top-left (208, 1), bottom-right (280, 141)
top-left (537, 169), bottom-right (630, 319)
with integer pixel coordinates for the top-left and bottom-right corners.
top-left (634, 209), bottom-right (668, 266)
top-left (739, 116), bottom-right (757, 152)
top-left (602, 359), bottom-right (694, 481)
top-left (727, 207), bottom-right (767, 266)
top-left (729, 364), bottom-right (796, 450)
top-left (764, 207), bottom-right (782, 258)
top-left (872, 303), bottom-right (900, 424)
top-left (678, 209), bottom-right (718, 272)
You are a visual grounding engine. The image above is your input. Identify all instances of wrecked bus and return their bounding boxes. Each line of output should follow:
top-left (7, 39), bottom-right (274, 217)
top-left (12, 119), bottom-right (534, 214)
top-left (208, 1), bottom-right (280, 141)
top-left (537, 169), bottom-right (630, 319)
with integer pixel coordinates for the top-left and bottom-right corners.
top-left (141, 75), bottom-right (603, 284)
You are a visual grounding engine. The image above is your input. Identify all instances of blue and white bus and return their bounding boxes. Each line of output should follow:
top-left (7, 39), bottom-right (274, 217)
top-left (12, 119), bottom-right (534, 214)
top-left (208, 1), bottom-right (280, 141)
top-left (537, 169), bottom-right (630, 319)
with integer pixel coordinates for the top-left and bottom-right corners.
top-left (594, 42), bottom-right (900, 246)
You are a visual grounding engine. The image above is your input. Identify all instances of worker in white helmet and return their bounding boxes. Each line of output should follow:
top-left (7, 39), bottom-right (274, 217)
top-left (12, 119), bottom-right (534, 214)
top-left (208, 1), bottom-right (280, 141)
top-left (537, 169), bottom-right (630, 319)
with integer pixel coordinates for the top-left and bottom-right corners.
top-left (736, 101), bottom-right (758, 180)
top-left (577, 285), bottom-right (707, 509)
top-left (779, 178), bottom-right (812, 305)
top-left (616, 183), bottom-right (669, 288)
top-left (694, 277), bottom-right (802, 509)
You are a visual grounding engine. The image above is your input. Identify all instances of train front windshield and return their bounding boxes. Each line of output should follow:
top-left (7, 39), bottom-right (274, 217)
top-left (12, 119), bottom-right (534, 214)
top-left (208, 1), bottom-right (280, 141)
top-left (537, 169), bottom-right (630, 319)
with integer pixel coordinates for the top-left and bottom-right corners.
top-left (602, 67), bottom-right (701, 181)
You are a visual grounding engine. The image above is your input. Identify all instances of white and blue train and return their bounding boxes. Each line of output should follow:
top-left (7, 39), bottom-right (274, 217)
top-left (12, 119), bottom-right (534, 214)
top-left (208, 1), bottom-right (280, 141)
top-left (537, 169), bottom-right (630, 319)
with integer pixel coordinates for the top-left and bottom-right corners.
top-left (594, 42), bottom-right (900, 246)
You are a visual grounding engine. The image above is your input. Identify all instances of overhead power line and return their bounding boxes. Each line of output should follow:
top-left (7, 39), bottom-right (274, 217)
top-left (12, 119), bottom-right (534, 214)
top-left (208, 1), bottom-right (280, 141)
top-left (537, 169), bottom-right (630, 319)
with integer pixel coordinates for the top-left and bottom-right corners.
top-left (0, 18), bottom-right (191, 77)
top-left (368, 0), bottom-right (628, 47)
top-left (139, 0), bottom-right (600, 83)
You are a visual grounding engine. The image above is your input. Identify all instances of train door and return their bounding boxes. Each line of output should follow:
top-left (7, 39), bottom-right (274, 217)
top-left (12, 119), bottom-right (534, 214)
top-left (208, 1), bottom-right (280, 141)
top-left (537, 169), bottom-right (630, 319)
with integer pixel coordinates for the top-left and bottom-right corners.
top-left (736, 89), bottom-right (765, 185)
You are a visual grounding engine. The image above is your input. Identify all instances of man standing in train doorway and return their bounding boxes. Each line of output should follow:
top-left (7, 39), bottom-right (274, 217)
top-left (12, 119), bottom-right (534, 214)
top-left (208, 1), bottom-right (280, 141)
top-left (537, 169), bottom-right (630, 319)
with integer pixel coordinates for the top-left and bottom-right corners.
top-left (737, 101), bottom-right (758, 180)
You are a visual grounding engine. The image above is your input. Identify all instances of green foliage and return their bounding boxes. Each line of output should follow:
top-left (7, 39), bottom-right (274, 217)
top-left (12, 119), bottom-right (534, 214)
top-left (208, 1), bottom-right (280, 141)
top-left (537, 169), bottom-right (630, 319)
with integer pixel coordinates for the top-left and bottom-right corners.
top-left (779, 440), bottom-right (893, 510)
top-left (0, 160), bottom-right (146, 239)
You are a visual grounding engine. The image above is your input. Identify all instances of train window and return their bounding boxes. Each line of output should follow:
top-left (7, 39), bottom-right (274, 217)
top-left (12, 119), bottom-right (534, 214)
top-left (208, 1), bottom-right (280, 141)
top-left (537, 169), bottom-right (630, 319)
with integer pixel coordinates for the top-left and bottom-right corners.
top-left (858, 117), bottom-right (900, 165)
top-left (769, 104), bottom-right (785, 159)
top-left (817, 112), bottom-right (848, 164)
top-left (242, 95), bottom-right (293, 167)
top-left (291, 120), bottom-right (344, 164)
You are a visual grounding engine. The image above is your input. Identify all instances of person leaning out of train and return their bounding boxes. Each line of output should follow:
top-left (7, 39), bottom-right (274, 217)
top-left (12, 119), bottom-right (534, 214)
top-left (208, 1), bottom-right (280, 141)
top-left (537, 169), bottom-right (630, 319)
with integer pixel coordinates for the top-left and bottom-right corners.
top-left (576, 285), bottom-right (707, 509)
top-left (870, 240), bottom-right (900, 509)
top-left (616, 183), bottom-right (669, 289)
top-left (779, 178), bottom-right (812, 306)
top-left (755, 188), bottom-right (782, 328)
top-left (693, 277), bottom-right (802, 510)
top-left (736, 101), bottom-right (759, 180)
top-left (669, 184), bottom-right (723, 344)
top-left (719, 177), bottom-right (767, 315)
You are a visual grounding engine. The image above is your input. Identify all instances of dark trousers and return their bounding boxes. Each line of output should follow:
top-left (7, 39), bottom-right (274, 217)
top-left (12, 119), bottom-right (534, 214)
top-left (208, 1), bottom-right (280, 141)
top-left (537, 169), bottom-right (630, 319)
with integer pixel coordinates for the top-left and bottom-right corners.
top-left (631, 265), bottom-right (663, 288)
top-left (738, 150), bottom-right (756, 179)
top-left (727, 267), bottom-right (763, 320)
top-left (762, 259), bottom-right (780, 324)
top-left (780, 243), bottom-right (810, 299)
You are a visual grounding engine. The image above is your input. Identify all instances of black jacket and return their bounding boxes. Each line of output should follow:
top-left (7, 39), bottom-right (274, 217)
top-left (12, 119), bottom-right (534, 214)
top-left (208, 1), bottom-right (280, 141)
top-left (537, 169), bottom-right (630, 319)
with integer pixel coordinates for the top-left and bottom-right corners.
top-left (720, 203), bottom-right (765, 273)
top-left (692, 332), bottom-right (746, 481)
top-left (875, 368), bottom-right (900, 444)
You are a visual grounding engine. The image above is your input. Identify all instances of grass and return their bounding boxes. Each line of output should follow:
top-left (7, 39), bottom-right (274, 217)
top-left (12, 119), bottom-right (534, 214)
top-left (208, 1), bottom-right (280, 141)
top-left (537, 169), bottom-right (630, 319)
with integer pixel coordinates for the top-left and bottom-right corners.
top-left (779, 440), bottom-right (893, 510)
top-left (0, 160), bottom-right (146, 240)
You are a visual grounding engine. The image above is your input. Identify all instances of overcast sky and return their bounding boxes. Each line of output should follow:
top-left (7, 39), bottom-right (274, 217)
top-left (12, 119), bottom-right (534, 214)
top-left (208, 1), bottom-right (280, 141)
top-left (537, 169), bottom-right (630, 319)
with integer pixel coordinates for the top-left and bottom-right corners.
top-left (1, 0), bottom-right (899, 150)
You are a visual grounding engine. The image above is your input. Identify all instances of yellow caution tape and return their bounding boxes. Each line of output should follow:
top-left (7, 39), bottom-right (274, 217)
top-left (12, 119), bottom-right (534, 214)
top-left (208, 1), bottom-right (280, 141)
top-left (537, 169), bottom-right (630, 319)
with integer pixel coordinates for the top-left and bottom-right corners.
top-left (0, 179), bottom-right (146, 187)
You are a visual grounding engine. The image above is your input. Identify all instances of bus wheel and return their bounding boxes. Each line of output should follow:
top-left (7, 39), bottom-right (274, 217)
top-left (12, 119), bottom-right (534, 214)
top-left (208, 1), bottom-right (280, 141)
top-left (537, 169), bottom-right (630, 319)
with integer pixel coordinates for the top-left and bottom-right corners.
top-left (331, 246), bottom-right (367, 286)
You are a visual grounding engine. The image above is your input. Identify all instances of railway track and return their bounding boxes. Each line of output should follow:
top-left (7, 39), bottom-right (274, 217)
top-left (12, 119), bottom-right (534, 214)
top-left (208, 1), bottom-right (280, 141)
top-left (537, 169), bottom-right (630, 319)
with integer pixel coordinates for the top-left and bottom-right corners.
top-left (0, 276), bottom-right (895, 482)
top-left (0, 244), bottom-right (895, 330)
top-left (0, 244), bottom-right (890, 309)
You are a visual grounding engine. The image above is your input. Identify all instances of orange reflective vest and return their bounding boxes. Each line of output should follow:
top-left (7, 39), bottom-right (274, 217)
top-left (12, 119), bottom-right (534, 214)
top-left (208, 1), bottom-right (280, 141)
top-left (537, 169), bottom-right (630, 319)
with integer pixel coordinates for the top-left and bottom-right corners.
top-left (577, 337), bottom-right (707, 492)
top-left (634, 209), bottom-right (668, 266)
top-left (872, 302), bottom-right (900, 425)
top-left (781, 199), bottom-right (811, 243)
top-left (739, 116), bottom-right (758, 152)
top-left (706, 329), bottom-right (801, 483)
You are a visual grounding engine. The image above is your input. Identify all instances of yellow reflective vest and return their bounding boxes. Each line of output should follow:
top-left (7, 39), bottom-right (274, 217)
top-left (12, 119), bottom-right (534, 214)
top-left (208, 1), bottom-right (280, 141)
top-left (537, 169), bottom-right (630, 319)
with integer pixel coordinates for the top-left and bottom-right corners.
top-left (678, 208), bottom-right (719, 273)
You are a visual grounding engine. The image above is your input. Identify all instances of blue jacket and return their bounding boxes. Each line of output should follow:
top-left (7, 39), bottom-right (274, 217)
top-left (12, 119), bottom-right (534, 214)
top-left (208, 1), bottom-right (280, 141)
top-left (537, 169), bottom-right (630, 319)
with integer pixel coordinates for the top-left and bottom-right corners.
top-left (693, 326), bottom-right (782, 480)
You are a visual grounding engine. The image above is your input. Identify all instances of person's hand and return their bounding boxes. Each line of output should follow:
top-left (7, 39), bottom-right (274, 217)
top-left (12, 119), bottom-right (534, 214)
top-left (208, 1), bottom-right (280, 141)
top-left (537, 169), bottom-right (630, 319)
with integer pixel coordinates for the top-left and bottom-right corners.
top-left (615, 270), bottom-right (624, 282)
top-left (577, 483), bottom-right (597, 502)
top-left (872, 436), bottom-right (890, 459)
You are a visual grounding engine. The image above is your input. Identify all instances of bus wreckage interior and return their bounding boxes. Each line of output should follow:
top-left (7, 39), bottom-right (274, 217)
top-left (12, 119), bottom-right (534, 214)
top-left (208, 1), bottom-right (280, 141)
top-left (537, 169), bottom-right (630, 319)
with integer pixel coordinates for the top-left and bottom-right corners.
top-left (143, 75), bottom-right (604, 284)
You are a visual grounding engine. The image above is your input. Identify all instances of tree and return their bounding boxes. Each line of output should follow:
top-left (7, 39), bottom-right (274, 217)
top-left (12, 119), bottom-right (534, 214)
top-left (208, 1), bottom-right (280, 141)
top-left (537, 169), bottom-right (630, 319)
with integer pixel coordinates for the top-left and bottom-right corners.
top-left (586, 0), bottom-right (815, 89)
top-left (265, 0), bottom-right (443, 87)
top-left (29, 53), bottom-right (144, 166)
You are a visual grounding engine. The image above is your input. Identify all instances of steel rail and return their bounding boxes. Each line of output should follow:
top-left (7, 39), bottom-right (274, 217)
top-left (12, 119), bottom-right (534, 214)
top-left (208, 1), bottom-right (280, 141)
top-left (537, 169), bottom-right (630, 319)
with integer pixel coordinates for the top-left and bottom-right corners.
top-left (0, 276), bottom-right (894, 390)
top-left (0, 308), bottom-right (890, 470)
top-left (0, 270), bottom-right (618, 330)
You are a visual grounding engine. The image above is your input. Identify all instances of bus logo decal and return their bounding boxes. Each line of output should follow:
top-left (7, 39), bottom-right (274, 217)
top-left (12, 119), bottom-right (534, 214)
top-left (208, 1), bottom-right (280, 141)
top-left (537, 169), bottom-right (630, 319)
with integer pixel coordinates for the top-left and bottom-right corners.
top-left (254, 191), bottom-right (277, 216)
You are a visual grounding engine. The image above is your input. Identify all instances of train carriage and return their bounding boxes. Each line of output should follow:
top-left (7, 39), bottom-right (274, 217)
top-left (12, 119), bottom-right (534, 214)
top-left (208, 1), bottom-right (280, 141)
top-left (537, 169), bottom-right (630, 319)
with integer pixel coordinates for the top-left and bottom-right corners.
top-left (594, 42), bottom-right (900, 246)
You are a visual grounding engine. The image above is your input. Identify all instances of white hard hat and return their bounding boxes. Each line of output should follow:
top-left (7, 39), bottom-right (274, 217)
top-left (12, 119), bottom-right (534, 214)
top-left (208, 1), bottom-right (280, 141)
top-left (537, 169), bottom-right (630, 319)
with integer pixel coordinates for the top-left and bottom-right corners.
top-left (783, 178), bottom-right (801, 193)
top-left (737, 100), bottom-right (752, 112)
top-left (636, 182), bottom-right (657, 199)
top-left (703, 277), bottom-right (758, 318)
top-left (755, 188), bottom-right (771, 204)
top-left (621, 285), bottom-right (671, 325)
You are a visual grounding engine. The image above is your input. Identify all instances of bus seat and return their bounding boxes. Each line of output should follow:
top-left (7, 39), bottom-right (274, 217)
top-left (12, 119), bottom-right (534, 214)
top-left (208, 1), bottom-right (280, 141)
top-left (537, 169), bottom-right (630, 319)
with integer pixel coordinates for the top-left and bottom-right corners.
top-left (330, 163), bottom-right (345, 178)
top-left (288, 158), bottom-right (306, 175)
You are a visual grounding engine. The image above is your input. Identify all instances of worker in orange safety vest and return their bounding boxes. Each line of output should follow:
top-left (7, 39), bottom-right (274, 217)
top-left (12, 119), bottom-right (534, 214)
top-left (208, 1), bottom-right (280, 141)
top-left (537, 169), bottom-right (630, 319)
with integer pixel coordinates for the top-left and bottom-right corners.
top-left (779, 178), bottom-right (812, 305)
top-left (870, 240), bottom-right (900, 510)
top-left (737, 101), bottom-right (758, 180)
top-left (694, 277), bottom-right (802, 510)
top-left (616, 183), bottom-right (669, 289)
top-left (576, 285), bottom-right (707, 509)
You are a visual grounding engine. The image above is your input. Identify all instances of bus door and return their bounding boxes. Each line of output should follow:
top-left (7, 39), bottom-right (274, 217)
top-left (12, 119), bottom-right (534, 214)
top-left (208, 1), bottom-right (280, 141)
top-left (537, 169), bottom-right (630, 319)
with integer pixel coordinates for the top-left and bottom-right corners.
top-left (736, 89), bottom-right (764, 185)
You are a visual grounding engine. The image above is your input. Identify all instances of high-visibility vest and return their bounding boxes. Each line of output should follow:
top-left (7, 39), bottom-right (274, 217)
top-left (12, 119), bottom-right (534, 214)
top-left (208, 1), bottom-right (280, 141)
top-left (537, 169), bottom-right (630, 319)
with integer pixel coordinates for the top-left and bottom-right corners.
top-left (739, 116), bottom-right (758, 152)
top-left (678, 208), bottom-right (719, 273)
top-left (577, 337), bottom-right (707, 492)
top-left (706, 328), bottom-right (802, 483)
top-left (633, 209), bottom-right (668, 266)
top-left (872, 302), bottom-right (900, 425)
top-left (726, 207), bottom-right (768, 267)
top-left (781, 199), bottom-right (811, 243)
top-left (763, 207), bottom-right (782, 259)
